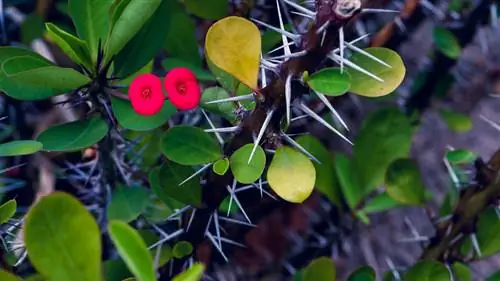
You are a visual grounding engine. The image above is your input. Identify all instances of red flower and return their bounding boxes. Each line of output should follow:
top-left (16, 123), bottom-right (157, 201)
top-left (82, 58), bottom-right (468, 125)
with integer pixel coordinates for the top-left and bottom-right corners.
top-left (128, 74), bottom-right (165, 116)
top-left (164, 68), bottom-right (201, 111)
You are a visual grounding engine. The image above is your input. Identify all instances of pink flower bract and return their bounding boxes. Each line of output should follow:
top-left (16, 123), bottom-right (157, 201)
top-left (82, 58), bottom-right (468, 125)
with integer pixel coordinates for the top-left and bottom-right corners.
top-left (128, 74), bottom-right (165, 116)
top-left (164, 68), bottom-right (201, 111)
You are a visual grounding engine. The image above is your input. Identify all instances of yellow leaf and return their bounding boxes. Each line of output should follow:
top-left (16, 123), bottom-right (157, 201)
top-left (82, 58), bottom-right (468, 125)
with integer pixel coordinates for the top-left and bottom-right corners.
top-left (205, 16), bottom-right (261, 90)
top-left (267, 146), bottom-right (316, 203)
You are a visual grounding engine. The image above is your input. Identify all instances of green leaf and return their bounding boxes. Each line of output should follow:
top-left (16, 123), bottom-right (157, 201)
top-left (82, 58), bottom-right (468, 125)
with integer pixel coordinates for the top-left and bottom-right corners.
top-left (24, 192), bottom-right (101, 281)
top-left (105, 0), bottom-right (161, 63)
top-left (360, 192), bottom-right (401, 214)
top-left (45, 23), bottom-right (92, 69)
top-left (476, 208), bottom-right (500, 257)
top-left (21, 13), bottom-right (44, 44)
top-left (433, 27), bottom-right (461, 59)
top-left (0, 140), bottom-right (42, 157)
top-left (347, 48), bottom-right (406, 97)
top-left (139, 230), bottom-right (173, 267)
top-left (439, 109), bottom-right (472, 133)
top-left (184, 0), bottom-right (228, 20)
top-left (114, 0), bottom-right (172, 78)
top-left (172, 263), bottom-right (205, 281)
top-left (446, 149), bottom-right (477, 165)
top-left (385, 158), bottom-right (426, 205)
top-left (152, 162), bottom-right (202, 206)
top-left (261, 24), bottom-right (292, 53)
top-left (267, 146), bottom-right (316, 203)
top-left (296, 135), bottom-right (341, 206)
top-left (213, 158), bottom-right (230, 176)
top-left (347, 266), bottom-right (376, 281)
top-left (352, 108), bottom-right (413, 195)
top-left (404, 261), bottom-right (449, 281)
top-left (230, 144), bottom-right (266, 184)
top-left (111, 97), bottom-right (175, 132)
top-left (108, 220), bottom-right (156, 281)
top-left (148, 167), bottom-right (186, 210)
top-left (173, 241), bottom-right (193, 259)
top-left (37, 116), bottom-right (109, 152)
top-left (487, 271), bottom-right (500, 281)
top-left (69, 0), bottom-right (112, 59)
top-left (0, 199), bottom-right (16, 224)
top-left (452, 262), bottom-right (471, 281)
top-left (0, 269), bottom-right (22, 281)
top-left (200, 87), bottom-right (238, 123)
top-left (104, 260), bottom-right (132, 281)
top-left (302, 257), bottom-right (336, 281)
top-left (306, 67), bottom-right (350, 96)
top-left (161, 126), bottom-right (222, 166)
top-left (334, 153), bottom-right (363, 209)
top-left (164, 1), bottom-right (201, 66)
top-left (24, 273), bottom-right (45, 281)
top-left (119, 61), bottom-right (153, 87)
top-left (107, 185), bottom-right (150, 223)
top-left (162, 59), bottom-right (214, 82)
top-left (218, 196), bottom-right (239, 215)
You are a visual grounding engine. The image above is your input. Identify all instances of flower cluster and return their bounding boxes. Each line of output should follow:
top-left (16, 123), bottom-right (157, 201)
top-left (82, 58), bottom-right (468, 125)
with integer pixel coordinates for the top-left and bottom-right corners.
top-left (128, 68), bottom-right (201, 116)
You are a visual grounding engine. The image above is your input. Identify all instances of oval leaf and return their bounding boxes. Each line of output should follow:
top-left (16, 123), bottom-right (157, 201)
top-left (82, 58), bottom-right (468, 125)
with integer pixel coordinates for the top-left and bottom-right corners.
top-left (152, 162), bottom-right (202, 206)
top-left (303, 257), bottom-right (336, 281)
top-left (334, 153), bottom-right (363, 209)
top-left (111, 97), bottom-right (176, 131)
top-left (37, 116), bottom-right (109, 152)
top-left (404, 261), bottom-right (449, 281)
top-left (161, 126), bottom-right (222, 166)
top-left (205, 16), bottom-right (261, 90)
top-left (24, 192), bottom-right (101, 281)
top-left (267, 146), bottom-right (316, 203)
top-left (476, 208), bottom-right (500, 257)
top-left (433, 27), bottom-right (461, 59)
top-left (107, 185), bottom-right (150, 223)
top-left (0, 199), bottom-right (16, 224)
top-left (385, 158), bottom-right (426, 205)
top-left (184, 0), bottom-right (228, 20)
top-left (200, 87), bottom-right (238, 123)
top-left (360, 192), bottom-right (401, 214)
top-left (306, 67), bottom-right (350, 96)
top-left (172, 263), bottom-right (205, 281)
top-left (347, 266), bottom-right (376, 281)
top-left (446, 149), bottom-right (477, 165)
top-left (45, 23), bottom-right (92, 69)
top-left (0, 140), bottom-right (42, 157)
top-left (347, 47), bottom-right (405, 97)
top-left (173, 241), bottom-right (193, 259)
top-left (108, 220), bottom-right (156, 281)
top-left (213, 158), bottom-right (230, 176)
top-left (230, 144), bottom-right (266, 184)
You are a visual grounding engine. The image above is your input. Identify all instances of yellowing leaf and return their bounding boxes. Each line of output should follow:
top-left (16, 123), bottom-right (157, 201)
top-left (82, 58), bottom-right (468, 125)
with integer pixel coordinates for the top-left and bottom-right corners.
top-left (267, 146), bottom-right (316, 203)
top-left (205, 16), bottom-right (261, 90)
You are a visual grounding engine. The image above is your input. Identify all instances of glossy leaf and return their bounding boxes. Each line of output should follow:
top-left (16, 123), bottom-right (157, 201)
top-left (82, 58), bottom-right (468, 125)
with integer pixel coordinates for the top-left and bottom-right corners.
top-left (347, 48), bottom-right (406, 97)
top-left (385, 158), bottom-right (426, 205)
top-left (164, 1), bottom-right (200, 66)
top-left (173, 241), bottom-right (193, 259)
top-left (200, 87), bottom-right (238, 123)
top-left (476, 208), bottom-right (500, 257)
top-left (172, 263), bottom-right (205, 281)
top-left (163, 59), bottom-right (214, 81)
top-left (267, 146), bottom-right (316, 203)
top-left (105, 0), bottom-right (161, 63)
top-left (0, 140), bottom-right (42, 157)
top-left (114, 0), bottom-right (171, 78)
top-left (37, 116), bottom-right (109, 152)
top-left (230, 144), bottom-right (266, 184)
top-left (45, 23), bottom-right (92, 69)
top-left (0, 269), bottom-right (22, 281)
top-left (446, 149), bottom-right (477, 165)
top-left (111, 97), bottom-right (175, 131)
top-left (352, 108), bottom-right (413, 195)
top-left (404, 261), bottom-right (449, 281)
top-left (107, 186), bottom-right (149, 223)
top-left (152, 162), bottom-right (202, 206)
top-left (306, 67), bottom-right (350, 96)
top-left (24, 192), bottom-right (101, 281)
top-left (206, 16), bottom-right (261, 90)
top-left (119, 61), bottom-right (153, 87)
top-left (347, 266), bottom-right (376, 281)
top-left (439, 109), bottom-right (472, 133)
top-left (68, 0), bottom-right (112, 58)
top-left (213, 158), bottom-right (230, 176)
top-left (0, 199), bottom-right (16, 224)
top-left (296, 135), bottom-right (340, 206)
top-left (334, 153), bottom-right (363, 209)
top-left (302, 257), bottom-right (336, 281)
top-left (161, 126), bottom-right (222, 166)
top-left (184, 0), bottom-right (228, 20)
top-left (108, 220), bottom-right (156, 281)
top-left (360, 192), bottom-right (401, 214)
top-left (433, 27), bottom-right (461, 59)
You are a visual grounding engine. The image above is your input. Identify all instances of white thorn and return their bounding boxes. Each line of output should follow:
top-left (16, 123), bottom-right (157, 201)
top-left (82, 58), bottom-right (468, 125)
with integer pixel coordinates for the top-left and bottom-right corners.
top-left (261, 55), bottom-right (267, 88)
top-left (248, 110), bottom-right (274, 164)
top-left (385, 257), bottom-right (401, 281)
top-left (328, 52), bottom-right (384, 82)
top-left (320, 29), bottom-right (327, 47)
top-left (219, 216), bottom-right (257, 227)
top-left (345, 41), bottom-right (391, 68)
top-left (179, 164), bottom-right (212, 186)
top-left (204, 93), bottom-right (255, 104)
top-left (362, 8), bottom-right (400, 14)
top-left (285, 75), bottom-right (292, 126)
top-left (204, 126), bottom-right (239, 133)
top-left (290, 10), bottom-right (315, 19)
top-left (394, 16), bottom-right (407, 32)
top-left (480, 114), bottom-right (500, 132)
top-left (291, 114), bottom-right (308, 122)
top-left (299, 102), bottom-right (353, 145)
top-left (219, 237), bottom-right (246, 248)
top-left (227, 179), bottom-right (237, 217)
top-left (206, 232), bottom-right (228, 262)
top-left (213, 211), bottom-right (222, 248)
top-left (443, 156), bottom-right (460, 189)
top-left (316, 20), bottom-right (330, 35)
top-left (445, 264), bottom-right (456, 281)
top-left (251, 18), bottom-right (299, 40)
top-left (397, 236), bottom-right (429, 243)
top-left (148, 229), bottom-right (184, 249)
top-left (339, 27), bottom-right (345, 73)
top-left (313, 91), bottom-right (349, 131)
top-left (201, 109), bottom-right (224, 145)
top-left (186, 209), bottom-right (196, 231)
top-left (354, 21), bottom-right (370, 44)
top-left (281, 132), bottom-right (321, 164)
top-left (268, 40), bottom-right (295, 54)
top-left (276, 0), bottom-right (292, 58)
top-left (204, 214), bottom-right (213, 235)
top-left (332, 33), bottom-right (371, 54)
top-left (282, 0), bottom-right (316, 17)
top-left (258, 178), bottom-right (263, 198)
top-left (420, 0), bottom-right (445, 20)
top-left (471, 233), bottom-right (482, 257)
top-left (226, 185), bottom-right (252, 224)
top-left (267, 50), bottom-right (308, 60)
